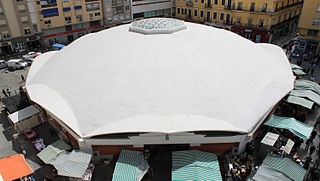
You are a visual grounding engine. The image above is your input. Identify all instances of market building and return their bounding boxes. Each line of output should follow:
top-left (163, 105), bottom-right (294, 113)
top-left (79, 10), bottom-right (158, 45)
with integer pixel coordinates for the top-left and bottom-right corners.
top-left (297, 0), bottom-right (320, 54)
top-left (36, 0), bottom-right (105, 47)
top-left (174, 0), bottom-right (303, 43)
top-left (0, 0), bottom-right (41, 56)
top-left (26, 18), bottom-right (295, 160)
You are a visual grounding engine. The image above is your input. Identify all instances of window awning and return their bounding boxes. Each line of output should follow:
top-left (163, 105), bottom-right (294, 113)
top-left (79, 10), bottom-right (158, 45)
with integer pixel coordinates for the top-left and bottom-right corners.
top-left (260, 155), bottom-right (306, 181)
top-left (294, 80), bottom-right (320, 96)
top-left (290, 89), bottom-right (320, 106)
top-left (37, 140), bottom-right (71, 164)
top-left (112, 150), bottom-right (149, 181)
top-left (264, 115), bottom-right (312, 140)
top-left (172, 150), bottom-right (222, 181)
top-left (292, 69), bottom-right (305, 76)
top-left (286, 95), bottom-right (314, 109)
top-left (0, 154), bottom-right (33, 181)
top-left (52, 150), bottom-right (92, 179)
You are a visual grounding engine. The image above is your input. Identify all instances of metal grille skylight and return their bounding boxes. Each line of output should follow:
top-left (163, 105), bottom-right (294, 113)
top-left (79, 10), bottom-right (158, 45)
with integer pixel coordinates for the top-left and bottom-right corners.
top-left (129, 18), bottom-right (187, 35)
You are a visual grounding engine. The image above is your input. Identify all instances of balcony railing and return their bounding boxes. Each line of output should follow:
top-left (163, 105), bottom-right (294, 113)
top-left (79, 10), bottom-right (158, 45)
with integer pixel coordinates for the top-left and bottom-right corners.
top-left (186, 1), bottom-right (193, 6)
top-left (275, 0), bottom-right (303, 12)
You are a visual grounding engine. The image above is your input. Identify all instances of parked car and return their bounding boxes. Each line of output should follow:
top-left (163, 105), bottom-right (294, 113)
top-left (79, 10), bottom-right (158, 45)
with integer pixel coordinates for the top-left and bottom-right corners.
top-left (22, 52), bottom-right (41, 60)
top-left (25, 58), bottom-right (35, 66)
top-left (7, 59), bottom-right (28, 70)
top-left (0, 60), bottom-right (7, 69)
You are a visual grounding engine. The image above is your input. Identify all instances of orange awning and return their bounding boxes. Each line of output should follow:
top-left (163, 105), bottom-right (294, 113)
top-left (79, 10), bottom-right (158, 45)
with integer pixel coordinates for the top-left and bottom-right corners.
top-left (0, 154), bottom-right (33, 181)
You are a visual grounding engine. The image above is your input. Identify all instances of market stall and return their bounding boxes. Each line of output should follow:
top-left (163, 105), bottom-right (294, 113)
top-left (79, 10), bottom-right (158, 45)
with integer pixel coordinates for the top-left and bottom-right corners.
top-left (8, 105), bottom-right (41, 133)
top-left (0, 154), bottom-right (34, 181)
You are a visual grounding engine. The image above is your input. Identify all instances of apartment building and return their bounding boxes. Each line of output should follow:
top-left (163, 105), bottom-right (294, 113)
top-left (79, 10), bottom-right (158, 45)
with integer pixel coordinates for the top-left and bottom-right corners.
top-left (297, 0), bottom-right (320, 54)
top-left (132, 0), bottom-right (172, 20)
top-left (175, 0), bottom-right (303, 43)
top-left (36, 0), bottom-right (105, 47)
top-left (102, 0), bottom-right (132, 26)
top-left (0, 0), bottom-right (41, 55)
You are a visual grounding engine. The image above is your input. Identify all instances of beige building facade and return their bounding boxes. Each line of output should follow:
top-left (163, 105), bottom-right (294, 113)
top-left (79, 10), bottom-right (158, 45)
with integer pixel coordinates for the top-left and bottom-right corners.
top-left (297, 0), bottom-right (320, 54)
top-left (0, 0), bottom-right (41, 56)
top-left (36, 0), bottom-right (105, 47)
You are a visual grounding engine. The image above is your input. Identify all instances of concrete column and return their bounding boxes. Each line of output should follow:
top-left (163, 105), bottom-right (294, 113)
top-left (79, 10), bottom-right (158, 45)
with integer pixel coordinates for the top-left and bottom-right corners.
top-left (78, 138), bottom-right (93, 153)
top-left (237, 135), bottom-right (250, 154)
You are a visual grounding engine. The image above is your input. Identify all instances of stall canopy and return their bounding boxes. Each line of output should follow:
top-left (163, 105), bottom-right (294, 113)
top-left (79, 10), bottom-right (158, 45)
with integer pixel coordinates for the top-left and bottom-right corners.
top-left (172, 150), bottom-right (222, 181)
top-left (290, 63), bottom-right (303, 70)
top-left (264, 115), bottom-right (312, 140)
top-left (8, 105), bottom-right (39, 124)
top-left (52, 43), bottom-right (65, 50)
top-left (253, 166), bottom-right (292, 181)
top-left (52, 150), bottom-right (92, 178)
top-left (286, 95), bottom-right (314, 109)
top-left (290, 89), bottom-right (320, 106)
top-left (292, 69), bottom-right (306, 76)
top-left (260, 155), bottom-right (306, 181)
top-left (0, 154), bottom-right (33, 181)
top-left (37, 140), bottom-right (71, 164)
top-left (294, 80), bottom-right (320, 95)
top-left (112, 150), bottom-right (149, 181)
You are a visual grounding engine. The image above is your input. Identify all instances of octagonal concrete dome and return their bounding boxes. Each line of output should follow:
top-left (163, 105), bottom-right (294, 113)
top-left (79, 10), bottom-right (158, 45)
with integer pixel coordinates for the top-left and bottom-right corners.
top-left (26, 18), bottom-right (295, 138)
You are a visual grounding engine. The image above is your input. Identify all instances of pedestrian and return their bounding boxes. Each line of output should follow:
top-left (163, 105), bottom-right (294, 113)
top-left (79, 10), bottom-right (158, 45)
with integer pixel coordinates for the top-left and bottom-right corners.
top-left (311, 68), bottom-right (315, 76)
top-left (310, 145), bottom-right (316, 155)
top-left (6, 88), bottom-right (11, 97)
top-left (21, 74), bottom-right (25, 82)
top-left (311, 76), bottom-right (315, 81)
top-left (306, 138), bottom-right (313, 150)
top-left (2, 89), bottom-right (7, 97)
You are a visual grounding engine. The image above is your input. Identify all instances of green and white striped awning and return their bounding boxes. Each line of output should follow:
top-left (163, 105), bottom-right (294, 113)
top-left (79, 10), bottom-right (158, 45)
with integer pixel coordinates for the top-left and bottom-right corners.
top-left (286, 95), bottom-right (314, 109)
top-left (264, 115), bottom-right (312, 140)
top-left (112, 150), bottom-right (149, 181)
top-left (290, 63), bottom-right (303, 70)
top-left (261, 155), bottom-right (306, 181)
top-left (294, 80), bottom-right (320, 95)
top-left (290, 89), bottom-right (320, 106)
top-left (37, 140), bottom-right (71, 164)
top-left (172, 150), bottom-right (222, 181)
top-left (292, 69), bottom-right (306, 76)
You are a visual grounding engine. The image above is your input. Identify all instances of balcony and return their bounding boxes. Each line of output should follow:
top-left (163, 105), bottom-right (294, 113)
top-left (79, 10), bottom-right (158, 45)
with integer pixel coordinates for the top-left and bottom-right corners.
top-left (233, 22), bottom-right (268, 30)
top-left (205, 3), bottom-right (212, 8)
top-left (275, 0), bottom-right (303, 12)
top-left (112, 0), bottom-right (125, 6)
top-left (186, 1), bottom-right (193, 6)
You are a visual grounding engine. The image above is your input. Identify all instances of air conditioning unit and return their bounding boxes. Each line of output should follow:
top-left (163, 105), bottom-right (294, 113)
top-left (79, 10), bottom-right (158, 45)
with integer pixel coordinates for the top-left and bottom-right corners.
top-left (47, 24), bottom-right (51, 27)
top-left (90, 16), bottom-right (94, 20)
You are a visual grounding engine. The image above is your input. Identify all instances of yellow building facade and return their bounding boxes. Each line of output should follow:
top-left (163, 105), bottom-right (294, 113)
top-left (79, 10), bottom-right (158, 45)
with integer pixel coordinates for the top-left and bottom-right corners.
top-left (297, 0), bottom-right (320, 54)
top-left (36, 0), bottom-right (104, 47)
top-left (175, 0), bottom-right (303, 43)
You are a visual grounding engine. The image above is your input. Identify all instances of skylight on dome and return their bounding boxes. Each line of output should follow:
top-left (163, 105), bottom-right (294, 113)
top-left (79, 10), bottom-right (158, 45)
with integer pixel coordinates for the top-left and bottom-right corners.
top-left (129, 18), bottom-right (187, 35)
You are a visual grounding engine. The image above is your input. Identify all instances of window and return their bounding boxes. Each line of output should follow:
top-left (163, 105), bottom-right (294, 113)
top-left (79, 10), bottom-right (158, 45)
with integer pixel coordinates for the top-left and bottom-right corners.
top-left (21, 18), bottom-right (29, 24)
top-left (308, 29), bottom-right (318, 36)
top-left (213, 12), bottom-right (217, 19)
top-left (18, 5), bottom-right (26, 13)
top-left (63, 7), bottom-right (71, 12)
top-left (220, 12), bottom-right (224, 20)
top-left (248, 18), bottom-right (252, 25)
top-left (237, 2), bottom-right (243, 10)
top-left (194, 9), bottom-right (198, 16)
top-left (74, 6), bottom-right (82, 10)
top-left (236, 17), bottom-right (241, 24)
top-left (259, 19), bottom-right (264, 27)
top-left (62, 0), bottom-right (68, 2)
top-left (313, 18), bottom-right (320, 26)
top-left (214, 0), bottom-right (218, 5)
top-left (125, 6), bottom-right (129, 11)
top-left (24, 28), bottom-right (31, 35)
top-left (65, 25), bottom-right (72, 31)
top-left (201, 0), bottom-right (204, 3)
top-left (86, 2), bottom-right (100, 11)
top-left (0, 20), bottom-right (6, 27)
top-left (44, 20), bottom-right (51, 24)
top-left (16, 0), bottom-right (23, 1)
top-left (0, 8), bottom-right (3, 16)
top-left (65, 16), bottom-right (71, 23)
top-left (262, 3), bottom-right (267, 12)
top-left (221, 0), bottom-right (225, 5)
top-left (76, 15), bottom-right (83, 21)
top-left (278, 15), bottom-right (282, 23)
top-left (94, 12), bottom-right (100, 16)
top-left (33, 24), bottom-right (38, 32)
top-left (317, 5), bottom-right (320, 12)
top-left (40, 0), bottom-right (57, 8)
top-left (200, 10), bottom-right (204, 17)
top-left (42, 8), bottom-right (59, 18)
top-left (177, 7), bottom-right (180, 14)
top-left (195, 0), bottom-right (198, 2)
top-left (250, 2), bottom-right (255, 11)
top-left (284, 14), bottom-right (287, 21)
top-left (182, 8), bottom-right (186, 15)
top-left (2, 32), bottom-right (10, 38)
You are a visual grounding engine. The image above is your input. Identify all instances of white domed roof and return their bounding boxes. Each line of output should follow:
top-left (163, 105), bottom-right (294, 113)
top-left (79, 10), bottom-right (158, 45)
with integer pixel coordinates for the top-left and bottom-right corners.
top-left (26, 18), bottom-right (294, 138)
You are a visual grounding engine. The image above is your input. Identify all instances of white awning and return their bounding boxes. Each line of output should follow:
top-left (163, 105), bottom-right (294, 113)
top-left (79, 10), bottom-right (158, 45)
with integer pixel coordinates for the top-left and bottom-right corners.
top-left (8, 105), bottom-right (40, 124)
